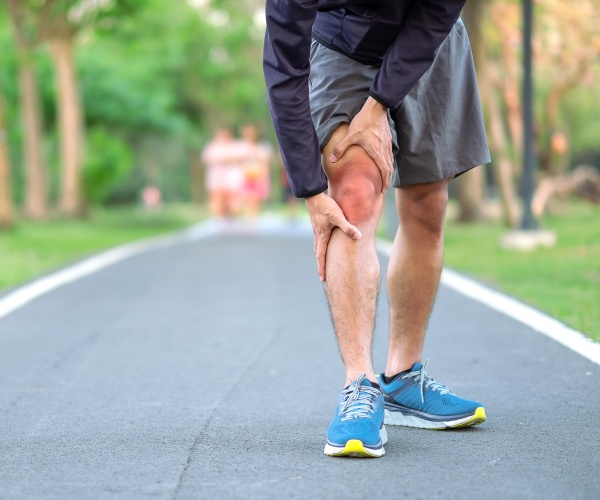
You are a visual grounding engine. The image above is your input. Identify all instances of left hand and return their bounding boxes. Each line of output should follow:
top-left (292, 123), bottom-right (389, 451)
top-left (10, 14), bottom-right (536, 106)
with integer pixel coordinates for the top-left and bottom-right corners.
top-left (304, 192), bottom-right (362, 282)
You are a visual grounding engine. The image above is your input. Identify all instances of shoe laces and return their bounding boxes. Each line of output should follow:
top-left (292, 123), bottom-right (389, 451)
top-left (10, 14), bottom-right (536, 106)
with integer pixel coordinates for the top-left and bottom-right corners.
top-left (402, 358), bottom-right (453, 403)
top-left (339, 374), bottom-right (380, 421)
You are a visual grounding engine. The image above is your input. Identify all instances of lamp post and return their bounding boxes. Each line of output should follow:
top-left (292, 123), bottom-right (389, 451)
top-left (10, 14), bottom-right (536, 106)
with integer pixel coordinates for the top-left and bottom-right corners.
top-left (520, 0), bottom-right (537, 230)
top-left (501, 0), bottom-right (557, 249)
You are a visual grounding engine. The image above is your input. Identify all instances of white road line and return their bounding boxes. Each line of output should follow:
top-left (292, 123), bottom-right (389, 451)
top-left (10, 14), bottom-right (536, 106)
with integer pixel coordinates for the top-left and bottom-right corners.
top-left (0, 220), bottom-right (218, 321)
top-left (2, 223), bottom-right (597, 368)
top-left (376, 238), bottom-right (600, 366)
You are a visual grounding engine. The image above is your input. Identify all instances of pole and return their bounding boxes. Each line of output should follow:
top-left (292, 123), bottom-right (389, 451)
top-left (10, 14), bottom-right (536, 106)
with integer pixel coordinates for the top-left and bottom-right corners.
top-left (521, 0), bottom-right (537, 229)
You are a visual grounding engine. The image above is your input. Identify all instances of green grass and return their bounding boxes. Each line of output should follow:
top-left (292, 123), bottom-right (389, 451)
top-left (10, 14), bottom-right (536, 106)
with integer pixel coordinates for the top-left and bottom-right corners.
top-left (443, 201), bottom-right (600, 341)
top-left (0, 205), bottom-right (202, 293)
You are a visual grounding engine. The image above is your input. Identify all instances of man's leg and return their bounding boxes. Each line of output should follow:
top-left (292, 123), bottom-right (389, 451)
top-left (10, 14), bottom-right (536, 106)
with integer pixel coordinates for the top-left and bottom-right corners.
top-left (322, 124), bottom-right (385, 386)
top-left (321, 124), bottom-right (388, 457)
top-left (384, 179), bottom-right (450, 376)
top-left (379, 179), bottom-right (486, 429)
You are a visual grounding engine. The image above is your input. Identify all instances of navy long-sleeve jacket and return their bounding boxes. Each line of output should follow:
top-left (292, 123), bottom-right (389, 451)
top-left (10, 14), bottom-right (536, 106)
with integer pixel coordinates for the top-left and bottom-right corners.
top-left (263, 0), bottom-right (466, 198)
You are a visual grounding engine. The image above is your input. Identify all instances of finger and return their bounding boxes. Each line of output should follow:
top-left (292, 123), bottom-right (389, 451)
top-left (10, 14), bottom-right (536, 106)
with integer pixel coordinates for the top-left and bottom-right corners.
top-left (329, 134), bottom-right (354, 163)
top-left (375, 155), bottom-right (391, 193)
top-left (381, 174), bottom-right (391, 193)
top-left (331, 212), bottom-right (362, 240)
top-left (382, 165), bottom-right (392, 192)
top-left (316, 231), bottom-right (332, 282)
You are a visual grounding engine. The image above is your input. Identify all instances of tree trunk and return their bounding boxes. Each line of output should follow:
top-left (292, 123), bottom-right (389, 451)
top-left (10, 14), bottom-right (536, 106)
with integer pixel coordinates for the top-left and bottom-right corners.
top-left (189, 150), bottom-right (205, 206)
top-left (7, 0), bottom-right (48, 220)
top-left (0, 88), bottom-right (14, 229)
top-left (49, 34), bottom-right (83, 217)
top-left (454, 0), bottom-right (488, 222)
top-left (488, 89), bottom-right (520, 228)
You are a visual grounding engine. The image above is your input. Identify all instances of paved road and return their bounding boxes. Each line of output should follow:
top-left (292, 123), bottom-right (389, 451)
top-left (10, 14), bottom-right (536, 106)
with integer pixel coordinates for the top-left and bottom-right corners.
top-left (0, 223), bottom-right (598, 499)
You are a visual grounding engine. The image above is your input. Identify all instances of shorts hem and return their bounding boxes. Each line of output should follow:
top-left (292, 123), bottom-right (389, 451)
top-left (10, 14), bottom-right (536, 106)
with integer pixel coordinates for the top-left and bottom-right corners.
top-left (316, 117), bottom-right (352, 151)
top-left (392, 152), bottom-right (491, 187)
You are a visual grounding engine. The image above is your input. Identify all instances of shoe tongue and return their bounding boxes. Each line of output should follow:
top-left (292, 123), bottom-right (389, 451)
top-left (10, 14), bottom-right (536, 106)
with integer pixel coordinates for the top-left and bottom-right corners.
top-left (411, 362), bottom-right (424, 371)
top-left (359, 378), bottom-right (380, 390)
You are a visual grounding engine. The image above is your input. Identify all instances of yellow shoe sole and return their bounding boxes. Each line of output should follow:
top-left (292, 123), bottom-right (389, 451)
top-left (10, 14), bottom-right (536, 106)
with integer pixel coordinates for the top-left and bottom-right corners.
top-left (447, 406), bottom-right (486, 429)
top-left (324, 439), bottom-right (384, 458)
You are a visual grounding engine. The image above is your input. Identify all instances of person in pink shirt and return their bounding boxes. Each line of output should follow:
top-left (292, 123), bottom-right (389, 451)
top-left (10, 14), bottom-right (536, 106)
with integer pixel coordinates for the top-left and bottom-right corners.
top-left (238, 125), bottom-right (272, 226)
top-left (202, 127), bottom-right (244, 223)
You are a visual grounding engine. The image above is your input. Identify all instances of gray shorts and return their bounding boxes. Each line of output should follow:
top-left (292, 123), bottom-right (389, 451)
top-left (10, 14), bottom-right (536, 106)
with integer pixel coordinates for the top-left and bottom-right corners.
top-left (309, 19), bottom-right (491, 187)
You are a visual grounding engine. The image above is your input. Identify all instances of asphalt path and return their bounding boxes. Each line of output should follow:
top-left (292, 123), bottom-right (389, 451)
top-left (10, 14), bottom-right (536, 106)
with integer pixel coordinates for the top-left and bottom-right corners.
top-left (0, 222), bottom-right (598, 499)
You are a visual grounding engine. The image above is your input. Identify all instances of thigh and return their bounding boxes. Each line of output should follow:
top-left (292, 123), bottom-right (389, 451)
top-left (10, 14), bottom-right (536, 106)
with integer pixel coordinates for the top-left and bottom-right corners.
top-left (309, 41), bottom-right (399, 160)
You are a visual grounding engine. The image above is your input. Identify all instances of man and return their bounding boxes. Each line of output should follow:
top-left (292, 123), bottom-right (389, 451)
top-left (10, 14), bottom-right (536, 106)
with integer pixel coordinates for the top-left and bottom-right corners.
top-left (264, 0), bottom-right (490, 458)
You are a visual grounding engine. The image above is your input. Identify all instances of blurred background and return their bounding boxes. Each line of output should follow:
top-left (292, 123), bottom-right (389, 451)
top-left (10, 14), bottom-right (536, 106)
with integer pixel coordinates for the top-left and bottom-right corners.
top-left (0, 0), bottom-right (598, 337)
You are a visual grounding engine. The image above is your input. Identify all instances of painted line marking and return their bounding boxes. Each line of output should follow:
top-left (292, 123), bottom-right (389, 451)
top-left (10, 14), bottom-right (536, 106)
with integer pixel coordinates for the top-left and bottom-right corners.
top-left (1, 222), bottom-right (596, 368)
top-left (0, 215), bottom-right (311, 322)
top-left (376, 238), bottom-right (600, 367)
top-left (0, 220), bottom-right (219, 321)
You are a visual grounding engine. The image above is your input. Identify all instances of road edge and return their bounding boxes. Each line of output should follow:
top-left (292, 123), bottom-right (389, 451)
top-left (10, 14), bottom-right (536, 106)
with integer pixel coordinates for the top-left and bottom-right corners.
top-left (376, 238), bottom-right (600, 367)
top-left (1, 225), bottom-right (597, 368)
top-left (0, 220), bottom-right (218, 321)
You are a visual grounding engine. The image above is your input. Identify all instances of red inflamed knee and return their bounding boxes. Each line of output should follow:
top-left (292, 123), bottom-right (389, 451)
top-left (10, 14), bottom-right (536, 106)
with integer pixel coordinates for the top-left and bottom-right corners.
top-left (330, 161), bottom-right (381, 226)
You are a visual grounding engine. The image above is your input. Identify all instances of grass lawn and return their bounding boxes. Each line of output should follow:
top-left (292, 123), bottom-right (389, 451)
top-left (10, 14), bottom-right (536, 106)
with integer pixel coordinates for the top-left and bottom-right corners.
top-left (443, 200), bottom-right (600, 342)
top-left (0, 205), bottom-right (201, 293)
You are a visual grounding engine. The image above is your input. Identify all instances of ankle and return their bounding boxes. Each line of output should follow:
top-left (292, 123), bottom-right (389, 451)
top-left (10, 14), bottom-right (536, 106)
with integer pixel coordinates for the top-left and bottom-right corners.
top-left (345, 370), bottom-right (377, 387)
top-left (384, 360), bottom-right (419, 379)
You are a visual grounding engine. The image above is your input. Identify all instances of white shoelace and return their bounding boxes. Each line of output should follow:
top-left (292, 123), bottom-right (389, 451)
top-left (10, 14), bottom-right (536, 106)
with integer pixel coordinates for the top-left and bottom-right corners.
top-left (401, 358), bottom-right (453, 403)
top-left (339, 374), bottom-right (380, 421)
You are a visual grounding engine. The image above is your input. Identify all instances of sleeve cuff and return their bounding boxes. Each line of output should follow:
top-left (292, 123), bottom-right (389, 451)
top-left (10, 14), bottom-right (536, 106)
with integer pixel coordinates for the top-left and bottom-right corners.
top-left (296, 183), bottom-right (328, 199)
top-left (368, 91), bottom-right (398, 112)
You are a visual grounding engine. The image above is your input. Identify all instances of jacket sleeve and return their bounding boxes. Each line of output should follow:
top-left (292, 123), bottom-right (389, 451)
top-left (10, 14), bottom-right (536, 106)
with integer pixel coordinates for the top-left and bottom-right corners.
top-left (369, 0), bottom-right (467, 110)
top-left (263, 0), bottom-right (327, 198)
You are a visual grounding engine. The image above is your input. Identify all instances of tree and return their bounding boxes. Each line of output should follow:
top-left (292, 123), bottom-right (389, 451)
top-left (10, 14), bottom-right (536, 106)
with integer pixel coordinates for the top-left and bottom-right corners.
top-left (0, 82), bottom-right (13, 229)
top-left (40, 0), bottom-right (83, 216)
top-left (6, 0), bottom-right (48, 219)
top-left (481, 0), bottom-right (600, 223)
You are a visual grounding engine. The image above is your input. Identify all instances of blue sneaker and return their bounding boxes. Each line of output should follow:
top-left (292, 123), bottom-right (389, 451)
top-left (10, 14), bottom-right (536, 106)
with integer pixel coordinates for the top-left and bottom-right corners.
top-left (324, 374), bottom-right (387, 458)
top-left (378, 360), bottom-right (486, 429)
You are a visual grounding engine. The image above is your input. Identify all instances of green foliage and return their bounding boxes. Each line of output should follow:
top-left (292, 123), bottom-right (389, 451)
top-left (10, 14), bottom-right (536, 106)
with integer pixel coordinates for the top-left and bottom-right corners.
top-left (82, 126), bottom-right (134, 204)
top-left (1, 0), bottom-right (273, 206)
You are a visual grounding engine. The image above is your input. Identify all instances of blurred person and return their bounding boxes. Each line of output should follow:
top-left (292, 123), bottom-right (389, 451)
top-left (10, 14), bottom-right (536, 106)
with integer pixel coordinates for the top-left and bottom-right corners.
top-left (238, 125), bottom-right (272, 226)
top-left (264, 0), bottom-right (490, 458)
top-left (141, 186), bottom-right (161, 210)
top-left (201, 127), bottom-right (244, 225)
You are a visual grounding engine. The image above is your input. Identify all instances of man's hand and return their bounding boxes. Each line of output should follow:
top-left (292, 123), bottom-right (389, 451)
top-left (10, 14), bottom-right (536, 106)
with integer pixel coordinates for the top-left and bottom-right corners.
top-left (329, 97), bottom-right (393, 192)
top-left (305, 192), bottom-right (362, 282)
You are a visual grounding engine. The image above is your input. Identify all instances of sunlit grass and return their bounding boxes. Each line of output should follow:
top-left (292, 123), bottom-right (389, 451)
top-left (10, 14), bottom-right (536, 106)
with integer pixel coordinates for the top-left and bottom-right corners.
top-left (443, 200), bottom-right (600, 341)
top-left (0, 204), bottom-right (202, 293)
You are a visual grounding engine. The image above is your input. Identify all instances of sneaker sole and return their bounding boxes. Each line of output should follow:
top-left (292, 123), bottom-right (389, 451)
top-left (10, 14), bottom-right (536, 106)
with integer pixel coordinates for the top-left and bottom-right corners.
top-left (324, 426), bottom-right (388, 458)
top-left (384, 406), bottom-right (486, 429)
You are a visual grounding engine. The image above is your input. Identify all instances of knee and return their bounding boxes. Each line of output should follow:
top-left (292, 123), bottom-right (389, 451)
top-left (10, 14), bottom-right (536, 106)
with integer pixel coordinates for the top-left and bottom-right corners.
top-left (399, 182), bottom-right (449, 235)
top-left (329, 157), bottom-right (381, 226)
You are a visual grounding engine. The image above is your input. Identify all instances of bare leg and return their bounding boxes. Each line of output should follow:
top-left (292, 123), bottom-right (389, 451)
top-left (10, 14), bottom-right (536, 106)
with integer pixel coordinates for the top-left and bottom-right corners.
top-left (322, 125), bottom-right (384, 386)
top-left (384, 180), bottom-right (450, 377)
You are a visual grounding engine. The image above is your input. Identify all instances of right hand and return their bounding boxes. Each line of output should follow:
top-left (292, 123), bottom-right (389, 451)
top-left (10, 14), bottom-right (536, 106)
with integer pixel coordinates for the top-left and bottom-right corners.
top-left (329, 97), bottom-right (393, 192)
top-left (304, 192), bottom-right (362, 282)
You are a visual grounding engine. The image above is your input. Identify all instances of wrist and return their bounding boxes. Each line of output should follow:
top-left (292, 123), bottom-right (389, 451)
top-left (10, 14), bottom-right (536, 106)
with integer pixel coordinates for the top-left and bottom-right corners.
top-left (304, 192), bottom-right (326, 206)
top-left (364, 96), bottom-right (388, 115)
